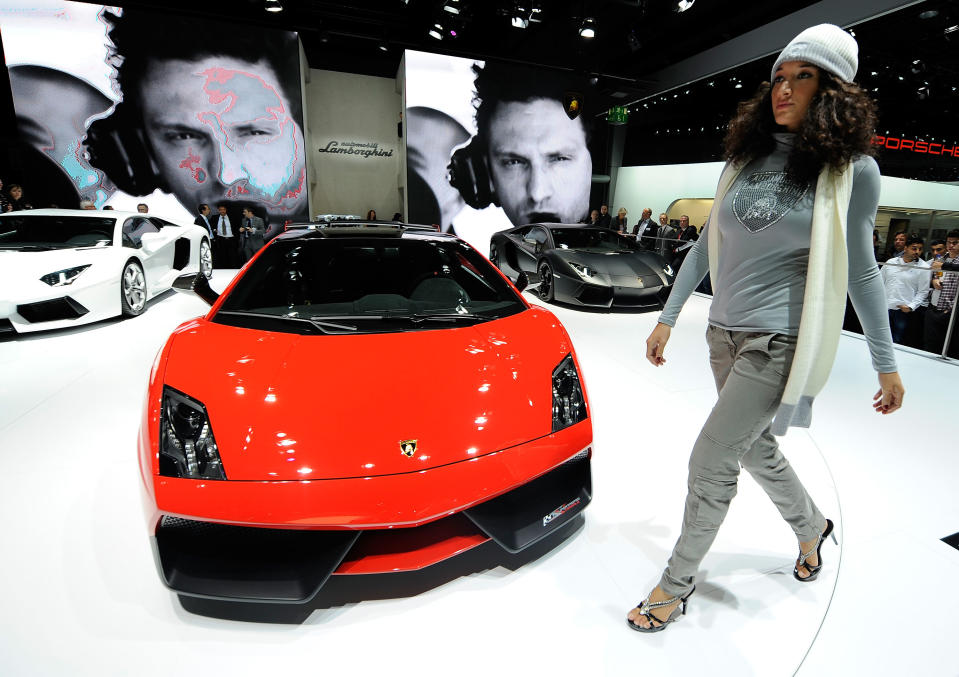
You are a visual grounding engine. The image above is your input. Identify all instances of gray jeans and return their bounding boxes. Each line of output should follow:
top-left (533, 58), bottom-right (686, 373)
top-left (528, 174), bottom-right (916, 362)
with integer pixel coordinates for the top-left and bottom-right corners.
top-left (658, 325), bottom-right (826, 597)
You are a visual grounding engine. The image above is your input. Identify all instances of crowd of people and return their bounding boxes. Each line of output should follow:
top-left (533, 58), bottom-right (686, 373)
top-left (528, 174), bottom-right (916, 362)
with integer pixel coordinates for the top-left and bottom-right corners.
top-left (585, 203), bottom-right (701, 269)
top-left (878, 228), bottom-right (959, 356)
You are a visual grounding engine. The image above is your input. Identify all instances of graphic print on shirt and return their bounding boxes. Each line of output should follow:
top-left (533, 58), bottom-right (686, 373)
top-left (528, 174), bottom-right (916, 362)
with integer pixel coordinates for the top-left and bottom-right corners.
top-left (732, 171), bottom-right (809, 233)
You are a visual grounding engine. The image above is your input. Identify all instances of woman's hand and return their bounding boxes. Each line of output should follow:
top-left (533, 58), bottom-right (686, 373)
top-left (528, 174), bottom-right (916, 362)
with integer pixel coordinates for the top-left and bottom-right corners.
top-left (645, 323), bottom-right (672, 366)
top-left (873, 371), bottom-right (904, 414)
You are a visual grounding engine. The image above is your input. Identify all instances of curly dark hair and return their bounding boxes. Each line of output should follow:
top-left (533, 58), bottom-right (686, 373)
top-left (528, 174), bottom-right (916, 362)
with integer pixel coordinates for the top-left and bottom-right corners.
top-left (103, 7), bottom-right (302, 122)
top-left (723, 69), bottom-right (877, 184)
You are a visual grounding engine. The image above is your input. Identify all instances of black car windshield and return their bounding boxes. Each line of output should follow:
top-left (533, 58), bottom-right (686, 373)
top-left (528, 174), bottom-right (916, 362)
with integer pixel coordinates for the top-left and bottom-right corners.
top-left (214, 236), bottom-right (526, 334)
top-left (550, 227), bottom-right (636, 253)
top-left (0, 214), bottom-right (115, 249)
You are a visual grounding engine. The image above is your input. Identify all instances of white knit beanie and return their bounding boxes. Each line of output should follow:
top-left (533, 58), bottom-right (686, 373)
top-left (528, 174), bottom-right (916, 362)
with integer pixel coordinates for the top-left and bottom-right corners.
top-left (771, 24), bottom-right (858, 83)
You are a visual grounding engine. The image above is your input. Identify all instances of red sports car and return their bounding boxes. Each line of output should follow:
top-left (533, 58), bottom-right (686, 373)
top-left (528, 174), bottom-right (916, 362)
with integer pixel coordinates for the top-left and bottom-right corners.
top-left (139, 222), bottom-right (592, 603)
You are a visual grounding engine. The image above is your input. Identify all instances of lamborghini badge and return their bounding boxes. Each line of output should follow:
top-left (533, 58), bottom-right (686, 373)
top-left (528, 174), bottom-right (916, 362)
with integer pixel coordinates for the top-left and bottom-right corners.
top-left (400, 439), bottom-right (418, 457)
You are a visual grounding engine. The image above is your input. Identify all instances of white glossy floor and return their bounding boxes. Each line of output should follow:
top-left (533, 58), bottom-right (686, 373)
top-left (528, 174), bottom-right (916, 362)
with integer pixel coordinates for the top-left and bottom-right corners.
top-left (0, 272), bottom-right (956, 676)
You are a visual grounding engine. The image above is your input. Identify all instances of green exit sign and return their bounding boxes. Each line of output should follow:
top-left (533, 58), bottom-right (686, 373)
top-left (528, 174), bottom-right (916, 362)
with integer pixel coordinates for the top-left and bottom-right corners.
top-left (607, 106), bottom-right (629, 125)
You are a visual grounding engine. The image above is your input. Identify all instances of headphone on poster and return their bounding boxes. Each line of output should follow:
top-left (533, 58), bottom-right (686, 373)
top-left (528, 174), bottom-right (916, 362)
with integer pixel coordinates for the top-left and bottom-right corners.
top-left (85, 99), bottom-right (169, 197)
top-left (447, 136), bottom-right (496, 210)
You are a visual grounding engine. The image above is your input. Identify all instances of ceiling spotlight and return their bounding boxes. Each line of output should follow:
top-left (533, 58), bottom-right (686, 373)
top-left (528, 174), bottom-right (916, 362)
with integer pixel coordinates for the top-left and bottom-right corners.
top-left (945, 25), bottom-right (959, 34)
top-left (919, 9), bottom-right (939, 19)
top-left (378, 41), bottom-right (389, 52)
top-left (512, 16), bottom-right (529, 28)
top-left (429, 24), bottom-right (443, 40)
top-left (676, 0), bottom-right (695, 12)
top-left (579, 18), bottom-right (595, 38)
top-left (443, 1), bottom-right (461, 15)
top-left (265, 0), bottom-right (283, 12)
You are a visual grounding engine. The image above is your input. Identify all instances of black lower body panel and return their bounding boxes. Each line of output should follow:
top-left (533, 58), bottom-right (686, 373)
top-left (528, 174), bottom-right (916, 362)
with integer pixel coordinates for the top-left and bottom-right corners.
top-left (153, 452), bottom-right (591, 603)
top-left (16, 297), bottom-right (89, 323)
top-left (154, 516), bottom-right (360, 603)
top-left (464, 451), bottom-right (591, 553)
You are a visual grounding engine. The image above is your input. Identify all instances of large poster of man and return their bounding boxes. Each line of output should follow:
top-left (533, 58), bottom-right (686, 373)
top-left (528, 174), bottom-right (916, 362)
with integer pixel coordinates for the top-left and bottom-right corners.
top-left (0, 1), bottom-right (308, 233)
top-left (405, 50), bottom-right (596, 255)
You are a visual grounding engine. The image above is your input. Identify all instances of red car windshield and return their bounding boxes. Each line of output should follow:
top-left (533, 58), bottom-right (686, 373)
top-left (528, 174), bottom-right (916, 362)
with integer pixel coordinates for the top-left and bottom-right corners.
top-left (214, 237), bottom-right (526, 334)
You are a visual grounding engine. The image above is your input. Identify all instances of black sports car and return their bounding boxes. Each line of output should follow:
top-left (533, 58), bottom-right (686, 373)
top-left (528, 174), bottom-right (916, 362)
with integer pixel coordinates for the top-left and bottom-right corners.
top-left (490, 224), bottom-right (675, 309)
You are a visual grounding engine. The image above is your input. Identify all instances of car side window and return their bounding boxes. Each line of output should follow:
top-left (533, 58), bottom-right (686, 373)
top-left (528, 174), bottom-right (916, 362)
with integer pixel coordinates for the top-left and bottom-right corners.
top-left (531, 227), bottom-right (549, 249)
top-left (122, 217), bottom-right (160, 248)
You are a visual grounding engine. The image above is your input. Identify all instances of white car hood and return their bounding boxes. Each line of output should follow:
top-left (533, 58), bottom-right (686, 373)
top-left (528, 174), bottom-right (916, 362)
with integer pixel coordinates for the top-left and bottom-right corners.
top-left (0, 247), bottom-right (118, 299)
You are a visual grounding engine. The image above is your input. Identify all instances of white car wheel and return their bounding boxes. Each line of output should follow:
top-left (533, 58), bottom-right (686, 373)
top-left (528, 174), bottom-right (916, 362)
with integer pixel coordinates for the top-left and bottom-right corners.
top-left (121, 260), bottom-right (146, 317)
top-left (199, 239), bottom-right (213, 279)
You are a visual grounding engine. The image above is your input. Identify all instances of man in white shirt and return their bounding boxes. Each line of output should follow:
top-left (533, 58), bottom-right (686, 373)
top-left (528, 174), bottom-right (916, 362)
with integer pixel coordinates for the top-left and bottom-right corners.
top-left (213, 205), bottom-right (237, 268)
top-left (881, 234), bottom-right (930, 345)
top-left (631, 207), bottom-right (657, 250)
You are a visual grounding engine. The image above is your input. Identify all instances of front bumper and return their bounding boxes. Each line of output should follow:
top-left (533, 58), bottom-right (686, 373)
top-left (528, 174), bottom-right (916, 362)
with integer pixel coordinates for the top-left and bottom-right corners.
top-left (556, 272), bottom-right (670, 308)
top-left (0, 277), bottom-right (119, 333)
top-left (144, 421), bottom-right (592, 603)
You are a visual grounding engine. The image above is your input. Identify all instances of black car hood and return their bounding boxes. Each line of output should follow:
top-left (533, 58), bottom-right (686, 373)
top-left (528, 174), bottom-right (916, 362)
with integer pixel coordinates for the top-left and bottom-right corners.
top-left (552, 249), bottom-right (664, 275)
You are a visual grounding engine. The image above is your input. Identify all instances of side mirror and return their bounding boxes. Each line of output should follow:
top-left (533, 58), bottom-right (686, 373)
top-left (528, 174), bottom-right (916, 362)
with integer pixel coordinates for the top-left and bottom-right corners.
top-left (515, 271), bottom-right (541, 292)
top-left (139, 231), bottom-right (163, 254)
top-left (172, 272), bottom-right (220, 307)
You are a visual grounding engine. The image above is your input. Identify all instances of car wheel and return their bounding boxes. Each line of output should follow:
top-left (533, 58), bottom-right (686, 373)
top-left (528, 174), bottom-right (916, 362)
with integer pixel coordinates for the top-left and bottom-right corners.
top-left (199, 238), bottom-right (213, 279)
top-left (538, 260), bottom-right (554, 302)
top-left (121, 259), bottom-right (146, 317)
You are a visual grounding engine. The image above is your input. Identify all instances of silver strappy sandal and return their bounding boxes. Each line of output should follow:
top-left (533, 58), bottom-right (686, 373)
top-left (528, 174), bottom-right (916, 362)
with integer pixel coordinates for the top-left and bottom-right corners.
top-left (626, 586), bottom-right (696, 633)
top-left (794, 518), bottom-right (836, 582)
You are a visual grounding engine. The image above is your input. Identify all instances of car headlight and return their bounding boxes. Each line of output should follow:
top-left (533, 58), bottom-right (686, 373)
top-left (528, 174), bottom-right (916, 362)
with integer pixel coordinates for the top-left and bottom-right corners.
top-left (552, 354), bottom-right (587, 432)
top-left (663, 263), bottom-right (674, 277)
top-left (160, 386), bottom-right (226, 479)
top-left (40, 265), bottom-right (91, 287)
top-left (569, 262), bottom-right (596, 280)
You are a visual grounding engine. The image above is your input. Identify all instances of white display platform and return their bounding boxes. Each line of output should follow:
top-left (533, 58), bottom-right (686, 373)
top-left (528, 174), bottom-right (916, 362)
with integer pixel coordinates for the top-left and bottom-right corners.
top-left (0, 275), bottom-right (955, 676)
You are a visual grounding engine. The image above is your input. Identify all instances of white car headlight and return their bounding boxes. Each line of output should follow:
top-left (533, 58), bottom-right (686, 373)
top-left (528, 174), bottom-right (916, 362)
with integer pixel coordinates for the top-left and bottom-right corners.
top-left (569, 262), bottom-right (595, 280)
top-left (40, 265), bottom-right (91, 287)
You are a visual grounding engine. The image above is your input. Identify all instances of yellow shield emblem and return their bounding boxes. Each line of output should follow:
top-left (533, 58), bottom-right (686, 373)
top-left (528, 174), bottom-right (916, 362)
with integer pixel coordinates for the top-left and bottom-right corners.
top-left (400, 439), bottom-right (417, 457)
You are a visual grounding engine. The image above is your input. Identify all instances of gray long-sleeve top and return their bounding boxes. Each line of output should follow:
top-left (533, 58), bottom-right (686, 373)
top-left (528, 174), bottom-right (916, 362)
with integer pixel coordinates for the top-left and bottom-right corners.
top-left (659, 134), bottom-right (898, 374)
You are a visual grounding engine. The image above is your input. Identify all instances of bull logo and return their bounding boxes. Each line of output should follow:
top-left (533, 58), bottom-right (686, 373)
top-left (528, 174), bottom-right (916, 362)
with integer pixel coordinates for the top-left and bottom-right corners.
top-left (400, 439), bottom-right (418, 457)
top-left (564, 92), bottom-right (583, 120)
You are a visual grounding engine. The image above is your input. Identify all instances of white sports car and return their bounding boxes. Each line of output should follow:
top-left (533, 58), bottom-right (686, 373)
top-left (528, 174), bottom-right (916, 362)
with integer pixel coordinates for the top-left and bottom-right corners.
top-left (0, 209), bottom-right (212, 335)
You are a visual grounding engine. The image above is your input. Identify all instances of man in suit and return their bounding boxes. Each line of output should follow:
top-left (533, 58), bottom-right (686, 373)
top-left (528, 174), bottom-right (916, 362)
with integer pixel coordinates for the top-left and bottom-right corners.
top-left (631, 207), bottom-right (657, 250)
top-left (194, 203), bottom-right (215, 239)
top-left (213, 204), bottom-right (237, 268)
top-left (671, 214), bottom-right (699, 272)
top-left (597, 203), bottom-right (612, 229)
top-left (239, 206), bottom-right (267, 263)
top-left (656, 212), bottom-right (677, 258)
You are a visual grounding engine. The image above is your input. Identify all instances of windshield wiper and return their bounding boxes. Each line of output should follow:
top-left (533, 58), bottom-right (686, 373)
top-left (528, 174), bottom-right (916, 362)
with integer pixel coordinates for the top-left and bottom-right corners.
top-left (409, 312), bottom-right (496, 322)
top-left (218, 310), bottom-right (358, 332)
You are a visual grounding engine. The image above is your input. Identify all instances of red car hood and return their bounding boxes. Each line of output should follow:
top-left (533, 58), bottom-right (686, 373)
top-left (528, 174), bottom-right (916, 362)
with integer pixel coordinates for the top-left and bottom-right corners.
top-left (162, 307), bottom-right (576, 480)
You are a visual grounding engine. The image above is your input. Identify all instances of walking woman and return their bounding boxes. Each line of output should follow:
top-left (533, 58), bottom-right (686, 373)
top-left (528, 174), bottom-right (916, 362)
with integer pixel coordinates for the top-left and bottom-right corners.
top-left (627, 25), bottom-right (904, 632)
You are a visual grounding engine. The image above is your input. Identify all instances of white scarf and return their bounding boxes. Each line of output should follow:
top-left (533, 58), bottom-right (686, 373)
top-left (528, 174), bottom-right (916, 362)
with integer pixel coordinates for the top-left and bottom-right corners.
top-left (706, 161), bottom-right (855, 435)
